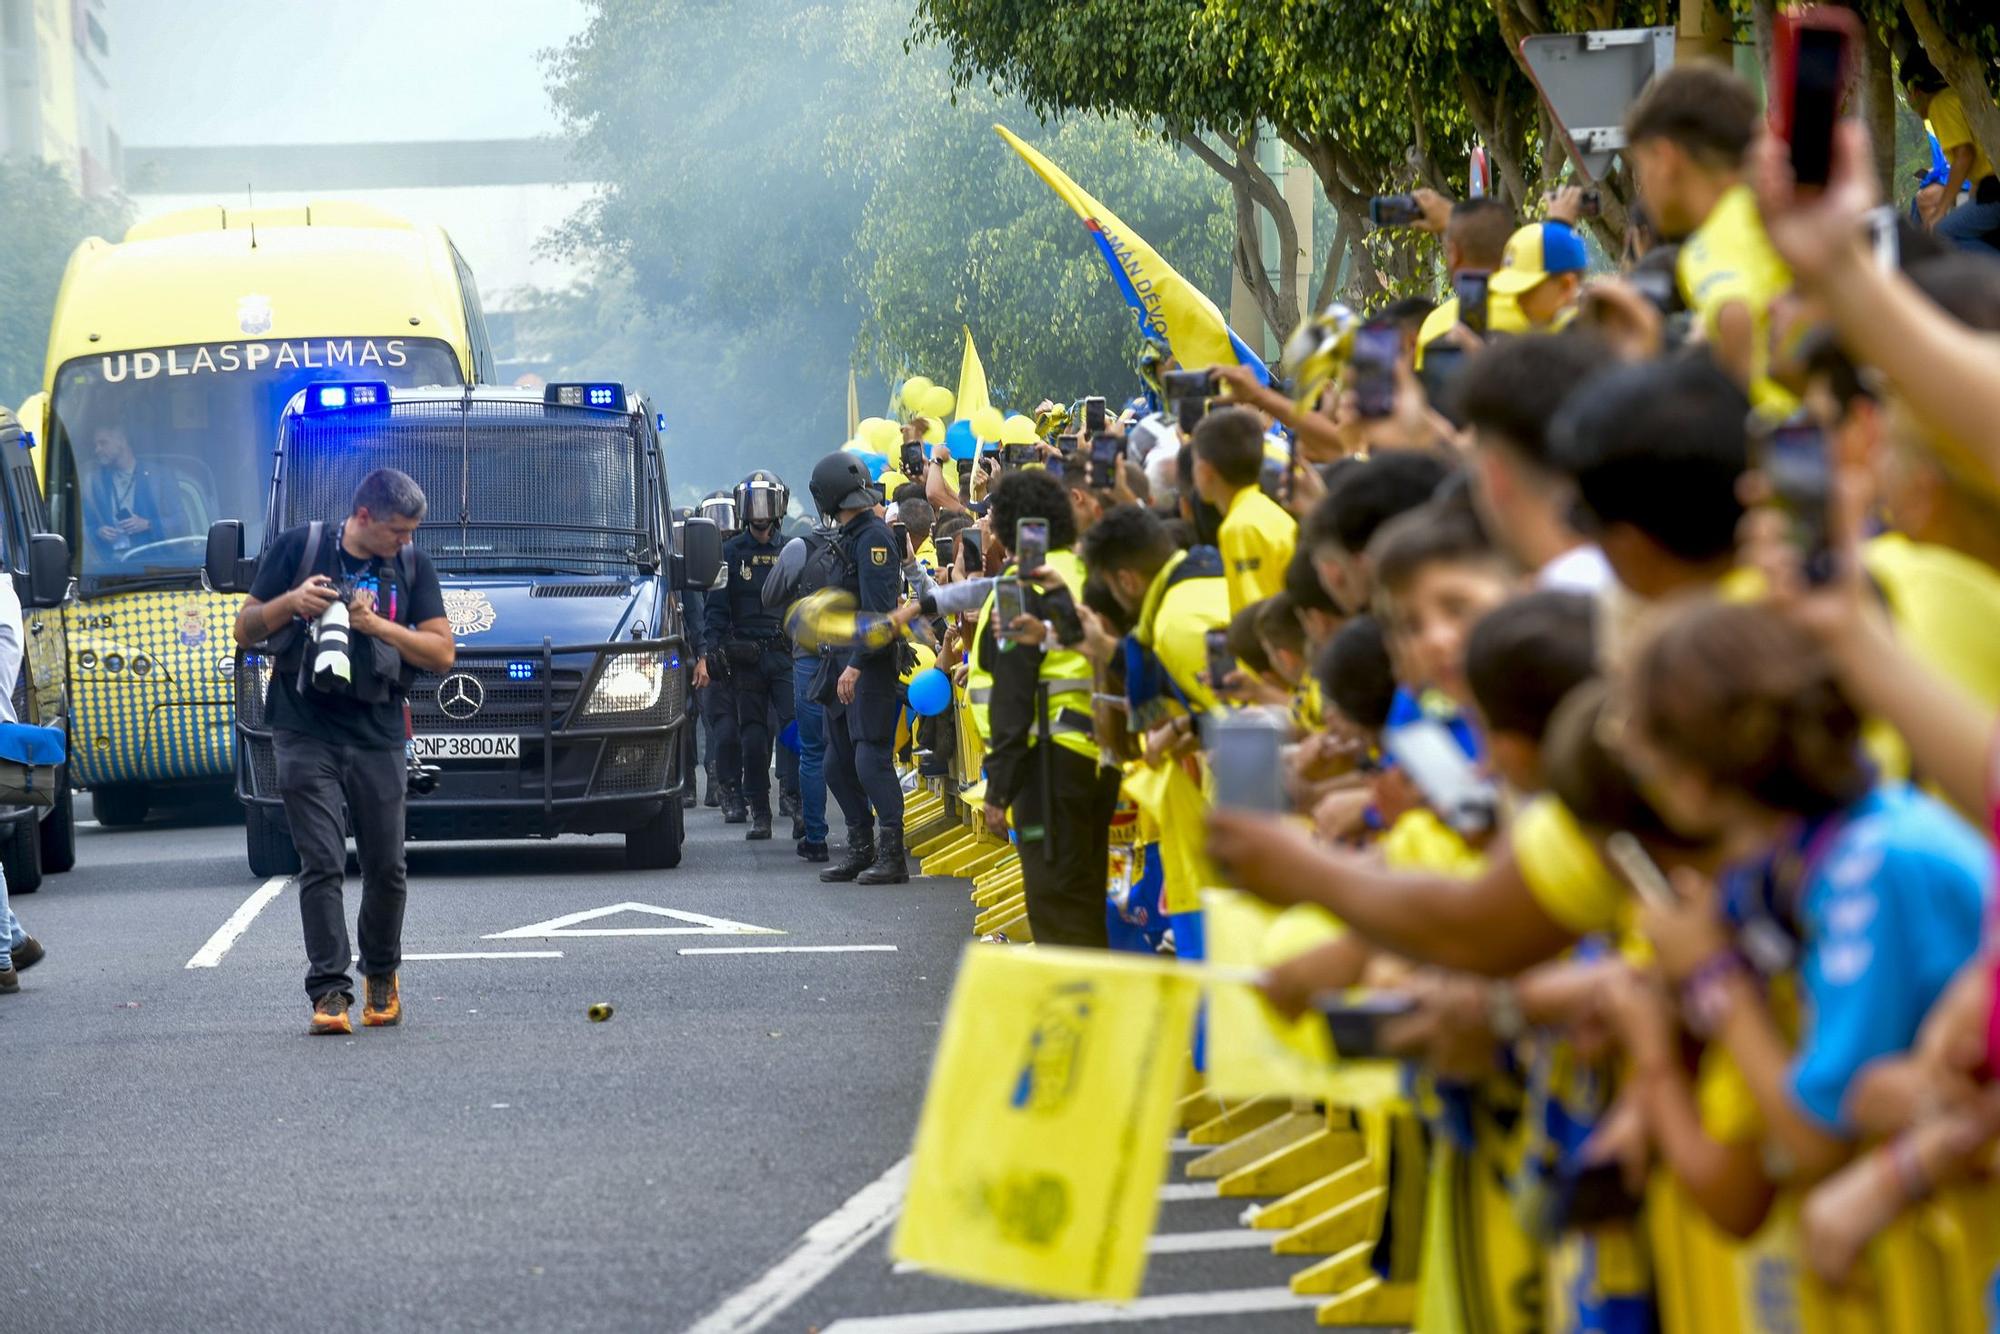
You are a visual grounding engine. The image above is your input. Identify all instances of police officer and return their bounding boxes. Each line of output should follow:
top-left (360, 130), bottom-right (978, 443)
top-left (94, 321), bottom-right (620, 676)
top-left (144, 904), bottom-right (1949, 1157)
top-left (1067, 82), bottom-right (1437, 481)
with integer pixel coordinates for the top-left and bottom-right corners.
top-left (762, 511), bottom-right (848, 863)
top-left (807, 452), bottom-right (907, 884)
top-left (699, 471), bottom-right (795, 840)
top-left (671, 507), bottom-right (703, 809)
top-left (695, 489), bottom-right (742, 816)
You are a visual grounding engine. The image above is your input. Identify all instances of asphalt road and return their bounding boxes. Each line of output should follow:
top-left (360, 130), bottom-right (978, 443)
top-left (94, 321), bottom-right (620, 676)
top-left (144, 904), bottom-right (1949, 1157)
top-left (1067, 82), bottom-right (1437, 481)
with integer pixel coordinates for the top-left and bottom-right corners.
top-left (3, 789), bottom-right (1366, 1334)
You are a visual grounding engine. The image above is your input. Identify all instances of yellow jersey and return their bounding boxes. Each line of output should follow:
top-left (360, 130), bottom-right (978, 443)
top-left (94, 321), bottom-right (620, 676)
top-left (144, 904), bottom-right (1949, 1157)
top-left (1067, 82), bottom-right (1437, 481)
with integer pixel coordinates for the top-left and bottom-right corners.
top-left (1414, 291), bottom-right (1527, 369)
top-left (1677, 183), bottom-right (1796, 415)
top-left (1218, 485), bottom-right (1295, 616)
top-left (1929, 89), bottom-right (1995, 182)
top-left (1511, 793), bottom-right (1629, 938)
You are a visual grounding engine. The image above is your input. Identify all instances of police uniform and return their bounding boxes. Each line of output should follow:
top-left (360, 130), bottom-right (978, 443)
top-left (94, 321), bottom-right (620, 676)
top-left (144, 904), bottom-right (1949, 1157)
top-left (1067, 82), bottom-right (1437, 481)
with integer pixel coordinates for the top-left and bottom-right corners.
top-left (979, 549), bottom-right (1119, 948)
top-left (763, 527), bottom-right (847, 859)
top-left (705, 526), bottom-right (794, 835)
top-left (820, 506), bottom-right (906, 879)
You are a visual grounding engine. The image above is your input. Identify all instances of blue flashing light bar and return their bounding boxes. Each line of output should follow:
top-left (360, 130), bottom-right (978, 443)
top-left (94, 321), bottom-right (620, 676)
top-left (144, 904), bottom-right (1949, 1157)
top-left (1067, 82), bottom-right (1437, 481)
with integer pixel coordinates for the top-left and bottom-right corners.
top-left (545, 382), bottom-right (625, 410)
top-left (506, 660), bottom-right (537, 682)
top-left (302, 381), bottom-right (391, 413)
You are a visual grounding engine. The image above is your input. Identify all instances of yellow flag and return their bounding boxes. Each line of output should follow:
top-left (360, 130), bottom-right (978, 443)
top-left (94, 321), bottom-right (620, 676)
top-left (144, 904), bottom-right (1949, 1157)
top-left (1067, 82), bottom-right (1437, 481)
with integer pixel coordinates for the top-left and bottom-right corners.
top-left (846, 367), bottom-right (860, 439)
top-left (955, 325), bottom-right (990, 424)
top-left (995, 124), bottom-right (1270, 381)
top-left (894, 944), bottom-right (1201, 1302)
top-left (1201, 890), bottom-right (1405, 1107)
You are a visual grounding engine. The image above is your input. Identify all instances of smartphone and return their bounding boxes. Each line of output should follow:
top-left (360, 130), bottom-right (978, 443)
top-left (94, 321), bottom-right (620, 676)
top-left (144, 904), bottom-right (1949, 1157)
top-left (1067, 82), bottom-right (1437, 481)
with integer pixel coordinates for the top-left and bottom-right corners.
top-left (1161, 368), bottom-right (1219, 402)
top-left (1205, 628), bottom-right (1236, 700)
top-left (900, 440), bottom-right (924, 477)
top-left (1754, 413), bottom-right (1834, 583)
top-left (1368, 194), bottom-right (1422, 227)
top-left (1088, 436), bottom-right (1120, 491)
top-left (1176, 395), bottom-right (1207, 436)
top-left (1083, 395), bottom-right (1107, 434)
top-left (960, 528), bottom-right (983, 571)
top-left (1351, 323), bottom-right (1401, 421)
top-left (933, 532), bottom-right (955, 571)
top-left (1002, 443), bottom-right (1039, 470)
top-left (1207, 711), bottom-right (1286, 812)
top-left (993, 576), bottom-right (1026, 645)
top-left (1775, 9), bottom-right (1858, 190)
top-left (1452, 270), bottom-right (1490, 336)
top-left (1014, 518), bottom-right (1049, 573)
top-left (1604, 832), bottom-right (1680, 913)
top-left (890, 521), bottom-right (910, 561)
top-left (1384, 719), bottom-right (1499, 837)
top-left (1313, 993), bottom-right (1420, 1059)
top-left (1547, 1158), bottom-right (1646, 1232)
top-left (1416, 343), bottom-right (1470, 429)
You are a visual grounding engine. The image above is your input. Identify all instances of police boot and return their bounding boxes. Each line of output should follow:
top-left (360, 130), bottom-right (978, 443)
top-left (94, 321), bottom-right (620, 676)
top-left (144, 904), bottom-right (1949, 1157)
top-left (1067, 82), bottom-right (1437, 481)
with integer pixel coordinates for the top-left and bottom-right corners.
top-left (747, 806), bottom-right (773, 841)
top-left (723, 785), bottom-right (748, 825)
top-left (703, 766), bottom-right (722, 809)
top-left (818, 829), bottom-right (875, 883)
top-left (856, 826), bottom-right (909, 885)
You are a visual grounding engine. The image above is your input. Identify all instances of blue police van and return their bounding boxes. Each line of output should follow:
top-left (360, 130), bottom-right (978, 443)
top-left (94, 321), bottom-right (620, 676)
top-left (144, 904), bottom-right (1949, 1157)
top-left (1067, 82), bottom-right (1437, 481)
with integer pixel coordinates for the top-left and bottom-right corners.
top-left (204, 381), bottom-right (722, 876)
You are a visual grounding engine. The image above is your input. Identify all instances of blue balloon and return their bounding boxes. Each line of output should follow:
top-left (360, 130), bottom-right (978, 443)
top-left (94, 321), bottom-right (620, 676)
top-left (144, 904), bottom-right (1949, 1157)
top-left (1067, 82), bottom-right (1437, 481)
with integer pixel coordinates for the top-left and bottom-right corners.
top-left (907, 667), bottom-right (953, 717)
top-left (945, 418), bottom-right (978, 462)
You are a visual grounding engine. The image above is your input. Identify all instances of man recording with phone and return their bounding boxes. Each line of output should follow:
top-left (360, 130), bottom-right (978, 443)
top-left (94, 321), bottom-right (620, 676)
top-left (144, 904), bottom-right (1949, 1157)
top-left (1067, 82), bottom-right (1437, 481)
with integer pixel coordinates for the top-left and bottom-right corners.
top-left (234, 468), bottom-right (453, 1036)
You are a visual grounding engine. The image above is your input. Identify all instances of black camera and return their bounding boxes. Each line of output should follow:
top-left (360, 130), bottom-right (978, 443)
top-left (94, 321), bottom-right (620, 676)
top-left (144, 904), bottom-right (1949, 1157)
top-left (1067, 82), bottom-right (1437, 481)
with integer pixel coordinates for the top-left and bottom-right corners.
top-left (406, 749), bottom-right (440, 796)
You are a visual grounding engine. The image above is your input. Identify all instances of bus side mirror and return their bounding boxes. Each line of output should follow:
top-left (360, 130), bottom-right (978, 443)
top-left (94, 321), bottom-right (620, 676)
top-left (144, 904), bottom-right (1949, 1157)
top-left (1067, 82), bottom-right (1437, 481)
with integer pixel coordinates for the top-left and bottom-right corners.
top-left (203, 520), bottom-right (254, 594)
top-left (25, 534), bottom-right (69, 609)
top-left (675, 516), bottom-right (722, 591)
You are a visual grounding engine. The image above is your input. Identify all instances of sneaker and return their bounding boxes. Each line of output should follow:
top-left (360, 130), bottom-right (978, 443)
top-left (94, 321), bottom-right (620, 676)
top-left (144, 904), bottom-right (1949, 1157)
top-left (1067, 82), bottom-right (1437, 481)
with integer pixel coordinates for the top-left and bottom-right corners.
top-left (10, 936), bottom-right (44, 971)
top-left (796, 839), bottom-right (830, 864)
top-left (0, 963), bottom-right (17, 994)
top-left (362, 973), bottom-right (401, 1027)
top-left (310, 991), bottom-right (353, 1036)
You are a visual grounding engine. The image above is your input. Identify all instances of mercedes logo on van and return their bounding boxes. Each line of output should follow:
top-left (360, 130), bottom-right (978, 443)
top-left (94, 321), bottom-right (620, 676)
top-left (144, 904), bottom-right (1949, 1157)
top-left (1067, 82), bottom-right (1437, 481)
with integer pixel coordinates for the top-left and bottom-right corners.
top-left (437, 672), bottom-right (486, 721)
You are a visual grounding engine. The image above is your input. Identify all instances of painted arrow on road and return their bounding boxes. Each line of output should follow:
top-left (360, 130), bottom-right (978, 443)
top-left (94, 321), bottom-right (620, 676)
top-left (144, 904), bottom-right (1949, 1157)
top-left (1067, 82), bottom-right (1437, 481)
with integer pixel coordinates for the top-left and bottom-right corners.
top-left (484, 901), bottom-right (785, 939)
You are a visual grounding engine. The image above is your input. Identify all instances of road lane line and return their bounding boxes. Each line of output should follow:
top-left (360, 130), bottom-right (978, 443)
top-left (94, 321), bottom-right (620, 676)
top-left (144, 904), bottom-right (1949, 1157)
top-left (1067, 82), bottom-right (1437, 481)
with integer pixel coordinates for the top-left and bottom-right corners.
top-left (819, 1286), bottom-right (1319, 1332)
top-left (1158, 1182), bottom-right (1219, 1202)
top-left (185, 876), bottom-right (289, 969)
top-left (353, 951), bottom-right (564, 962)
top-left (677, 945), bottom-right (899, 956)
top-left (686, 1155), bottom-right (911, 1334)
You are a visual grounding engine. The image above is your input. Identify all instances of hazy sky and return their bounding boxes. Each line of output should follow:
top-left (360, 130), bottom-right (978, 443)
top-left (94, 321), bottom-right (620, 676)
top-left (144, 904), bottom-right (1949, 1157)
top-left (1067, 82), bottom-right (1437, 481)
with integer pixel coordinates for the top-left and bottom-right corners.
top-left (116, 0), bottom-right (590, 146)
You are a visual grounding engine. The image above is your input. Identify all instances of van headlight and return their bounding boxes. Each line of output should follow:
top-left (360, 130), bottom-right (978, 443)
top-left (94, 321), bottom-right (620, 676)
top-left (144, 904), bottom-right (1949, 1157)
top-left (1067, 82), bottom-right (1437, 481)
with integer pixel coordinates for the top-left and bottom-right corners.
top-left (584, 654), bottom-right (665, 715)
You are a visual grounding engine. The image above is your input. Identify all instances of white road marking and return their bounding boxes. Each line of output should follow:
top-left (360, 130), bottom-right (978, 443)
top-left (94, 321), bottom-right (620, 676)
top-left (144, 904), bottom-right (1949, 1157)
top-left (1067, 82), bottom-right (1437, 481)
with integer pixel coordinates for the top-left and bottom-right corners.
top-left (348, 951), bottom-right (564, 962)
top-left (1144, 1229), bottom-right (1273, 1254)
top-left (818, 1287), bottom-right (1319, 1332)
top-left (677, 945), bottom-right (899, 956)
top-left (484, 900), bottom-right (784, 940)
top-left (1158, 1182), bottom-right (1219, 1202)
top-left (185, 876), bottom-right (289, 969)
top-left (685, 1155), bottom-right (911, 1334)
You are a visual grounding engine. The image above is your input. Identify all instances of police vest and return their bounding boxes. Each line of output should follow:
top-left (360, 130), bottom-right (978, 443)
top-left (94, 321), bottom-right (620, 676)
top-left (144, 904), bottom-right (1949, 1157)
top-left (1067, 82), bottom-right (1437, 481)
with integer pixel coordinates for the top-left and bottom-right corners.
top-left (965, 548), bottom-right (1095, 756)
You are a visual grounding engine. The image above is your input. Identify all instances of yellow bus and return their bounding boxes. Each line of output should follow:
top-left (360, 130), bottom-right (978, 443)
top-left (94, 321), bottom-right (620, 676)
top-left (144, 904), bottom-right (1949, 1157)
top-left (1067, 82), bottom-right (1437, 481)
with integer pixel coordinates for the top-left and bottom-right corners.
top-left (21, 202), bottom-right (494, 826)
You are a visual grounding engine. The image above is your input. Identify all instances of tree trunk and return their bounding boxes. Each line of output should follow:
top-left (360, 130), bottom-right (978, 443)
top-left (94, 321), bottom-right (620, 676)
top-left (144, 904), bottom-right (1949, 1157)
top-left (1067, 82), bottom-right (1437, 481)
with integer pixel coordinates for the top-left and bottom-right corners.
top-left (1904, 0), bottom-right (2000, 175)
top-left (1177, 128), bottom-right (1300, 344)
top-left (1860, 21), bottom-right (1899, 205)
top-left (1748, 0), bottom-right (1778, 86)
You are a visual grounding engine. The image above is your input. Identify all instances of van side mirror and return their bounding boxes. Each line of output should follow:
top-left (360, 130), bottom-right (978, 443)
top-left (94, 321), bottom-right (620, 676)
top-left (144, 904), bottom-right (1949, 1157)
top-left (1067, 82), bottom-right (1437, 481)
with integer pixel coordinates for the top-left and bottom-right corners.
top-left (203, 520), bottom-right (254, 594)
top-left (25, 533), bottom-right (70, 609)
top-left (675, 516), bottom-right (722, 591)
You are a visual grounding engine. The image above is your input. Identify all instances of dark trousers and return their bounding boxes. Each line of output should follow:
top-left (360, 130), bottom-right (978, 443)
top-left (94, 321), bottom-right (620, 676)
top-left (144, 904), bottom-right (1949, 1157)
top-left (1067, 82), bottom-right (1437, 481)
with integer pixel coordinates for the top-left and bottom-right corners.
top-left (733, 648), bottom-right (796, 815)
top-left (1011, 744), bottom-right (1119, 949)
top-left (273, 731), bottom-right (409, 1001)
top-left (824, 685), bottom-right (904, 839)
top-left (702, 676), bottom-right (739, 786)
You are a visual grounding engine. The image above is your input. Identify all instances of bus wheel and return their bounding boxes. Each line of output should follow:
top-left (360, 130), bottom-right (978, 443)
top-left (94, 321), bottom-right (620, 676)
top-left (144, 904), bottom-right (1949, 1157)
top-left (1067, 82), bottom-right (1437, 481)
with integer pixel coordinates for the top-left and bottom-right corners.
top-left (92, 784), bottom-right (150, 828)
top-left (245, 803), bottom-right (302, 878)
top-left (38, 771), bottom-right (75, 873)
top-left (2, 810), bottom-right (43, 894)
top-left (624, 799), bottom-right (684, 870)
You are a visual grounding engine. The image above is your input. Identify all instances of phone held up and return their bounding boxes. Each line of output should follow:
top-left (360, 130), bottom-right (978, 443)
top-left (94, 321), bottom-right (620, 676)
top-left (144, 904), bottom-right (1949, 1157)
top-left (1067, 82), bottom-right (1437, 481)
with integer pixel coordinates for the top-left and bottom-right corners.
top-left (1773, 7), bottom-right (1859, 191)
top-left (1014, 518), bottom-right (1049, 576)
top-left (992, 576), bottom-right (1027, 647)
top-left (1207, 709), bottom-right (1285, 814)
top-left (1752, 411), bottom-right (1835, 584)
top-left (1368, 194), bottom-right (1423, 228)
top-left (1205, 628), bottom-right (1236, 701)
top-left (1088, 436), bottom-right (1120, 491)
top-left (1351, 322), bottom-right (1401, 421)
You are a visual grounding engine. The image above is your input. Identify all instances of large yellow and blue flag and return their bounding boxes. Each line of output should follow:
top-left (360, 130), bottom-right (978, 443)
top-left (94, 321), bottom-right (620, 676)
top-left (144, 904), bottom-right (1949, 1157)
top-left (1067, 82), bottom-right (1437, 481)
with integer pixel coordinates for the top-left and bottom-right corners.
top-left (995, 124), bottom-right (1272, 385)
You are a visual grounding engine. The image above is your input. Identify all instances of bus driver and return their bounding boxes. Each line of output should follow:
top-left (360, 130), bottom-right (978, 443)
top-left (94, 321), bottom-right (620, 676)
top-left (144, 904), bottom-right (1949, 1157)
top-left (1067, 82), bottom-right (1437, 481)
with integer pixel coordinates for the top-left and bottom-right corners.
top-left (85, 425), bottom-right (180, 557)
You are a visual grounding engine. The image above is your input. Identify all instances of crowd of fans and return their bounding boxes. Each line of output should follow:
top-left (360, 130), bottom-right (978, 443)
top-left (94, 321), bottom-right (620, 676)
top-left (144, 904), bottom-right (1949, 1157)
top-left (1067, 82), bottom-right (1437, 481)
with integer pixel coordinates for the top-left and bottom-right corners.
top-left (846, 58), bottom-right (2000, 1316)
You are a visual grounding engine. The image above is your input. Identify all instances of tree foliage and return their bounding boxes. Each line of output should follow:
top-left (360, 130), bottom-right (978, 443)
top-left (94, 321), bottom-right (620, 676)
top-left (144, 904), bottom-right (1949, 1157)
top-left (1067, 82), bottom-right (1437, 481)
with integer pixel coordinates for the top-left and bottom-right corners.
top-left (0, 160), bottom-right (129, 409)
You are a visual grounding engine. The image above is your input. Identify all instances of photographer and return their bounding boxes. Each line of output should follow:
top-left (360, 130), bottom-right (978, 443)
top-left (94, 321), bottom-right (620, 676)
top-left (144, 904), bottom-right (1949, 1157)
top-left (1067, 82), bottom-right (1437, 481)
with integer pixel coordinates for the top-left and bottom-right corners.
top-left (234, 468), bottom-right (453, 1037)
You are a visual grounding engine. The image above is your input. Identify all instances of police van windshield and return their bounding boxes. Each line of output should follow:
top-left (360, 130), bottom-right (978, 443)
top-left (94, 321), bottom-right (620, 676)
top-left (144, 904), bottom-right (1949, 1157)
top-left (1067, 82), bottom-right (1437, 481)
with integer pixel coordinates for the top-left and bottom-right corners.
top-left (280, 403), bottom-right (654, 577)
top-left (45, 337), bottom-right (463, 594)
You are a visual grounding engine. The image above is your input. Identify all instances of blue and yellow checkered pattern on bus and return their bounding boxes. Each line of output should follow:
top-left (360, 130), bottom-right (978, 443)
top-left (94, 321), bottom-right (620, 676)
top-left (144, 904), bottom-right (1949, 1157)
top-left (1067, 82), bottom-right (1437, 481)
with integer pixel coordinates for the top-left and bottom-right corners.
top-left (47, 589), bottom-right (245, 787)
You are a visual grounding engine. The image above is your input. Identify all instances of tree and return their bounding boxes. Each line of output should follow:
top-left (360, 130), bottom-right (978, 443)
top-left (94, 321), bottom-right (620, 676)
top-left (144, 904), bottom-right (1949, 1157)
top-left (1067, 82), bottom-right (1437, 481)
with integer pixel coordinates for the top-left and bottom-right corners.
top-left (0, 160), bottom-right (128, 409)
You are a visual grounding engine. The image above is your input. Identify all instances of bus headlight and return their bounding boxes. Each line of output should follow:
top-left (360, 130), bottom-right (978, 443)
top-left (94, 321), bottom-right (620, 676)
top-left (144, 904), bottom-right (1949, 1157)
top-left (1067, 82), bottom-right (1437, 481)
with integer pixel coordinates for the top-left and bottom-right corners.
top-left (583, 654), bottom-right (664, 716)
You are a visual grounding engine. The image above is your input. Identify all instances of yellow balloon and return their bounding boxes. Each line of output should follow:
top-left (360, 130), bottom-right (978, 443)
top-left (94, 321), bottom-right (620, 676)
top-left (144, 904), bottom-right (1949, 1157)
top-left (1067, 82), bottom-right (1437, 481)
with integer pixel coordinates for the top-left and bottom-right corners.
top-left (923, 417), bottom-right (945, 445)
top-left (922, 386), bottom-right (956, 420)
top-left (969, 405), bottom-right (1005, 441)
top-left (899, 376), bottom-right (935, 413)
top-left (998, 414), bottom-right (1039, 446)
top-left (860, 418), bottom-right (900, 453)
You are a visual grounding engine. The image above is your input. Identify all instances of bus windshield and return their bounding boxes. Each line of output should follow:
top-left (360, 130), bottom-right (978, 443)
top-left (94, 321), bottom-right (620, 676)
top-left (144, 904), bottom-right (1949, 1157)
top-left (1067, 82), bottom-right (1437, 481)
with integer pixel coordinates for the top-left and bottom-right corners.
top-left (45, 336), bottom-right (462, 594)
